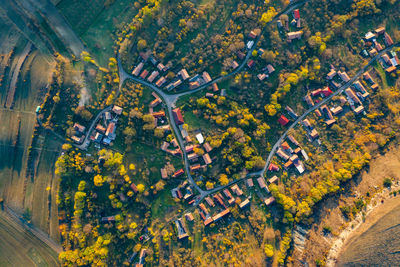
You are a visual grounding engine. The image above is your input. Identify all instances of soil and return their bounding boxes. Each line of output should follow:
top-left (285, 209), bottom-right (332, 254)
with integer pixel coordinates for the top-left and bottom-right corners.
top-left (290, 141), bottom-right (400, 266)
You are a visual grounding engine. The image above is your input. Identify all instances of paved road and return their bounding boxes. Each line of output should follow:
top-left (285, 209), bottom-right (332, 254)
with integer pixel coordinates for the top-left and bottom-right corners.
top-left (116, 0), bottom-right (311, 202)
top-left (76, 106), bottom-right (112, 150)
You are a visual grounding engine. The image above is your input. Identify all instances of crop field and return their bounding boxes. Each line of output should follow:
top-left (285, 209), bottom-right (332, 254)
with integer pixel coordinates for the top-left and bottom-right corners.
top-left (0, 211), bottom-right (59, 266)
top-left (0, 22), bottom-right (61, 245)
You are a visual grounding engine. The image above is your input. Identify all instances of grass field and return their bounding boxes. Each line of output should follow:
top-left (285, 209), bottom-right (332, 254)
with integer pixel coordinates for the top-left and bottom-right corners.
top-left (57, 0), bottom-right (139, 66)
top-left (0, 211), bottom-right (59, 266)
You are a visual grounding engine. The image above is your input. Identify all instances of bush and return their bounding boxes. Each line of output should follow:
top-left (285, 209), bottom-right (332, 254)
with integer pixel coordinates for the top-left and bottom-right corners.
top-left (383, 178), bottom-right (392, 188)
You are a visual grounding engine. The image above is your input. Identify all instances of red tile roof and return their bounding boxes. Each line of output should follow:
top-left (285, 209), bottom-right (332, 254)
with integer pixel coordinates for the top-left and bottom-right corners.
top-left (278, 115), bottom-right (289, 126)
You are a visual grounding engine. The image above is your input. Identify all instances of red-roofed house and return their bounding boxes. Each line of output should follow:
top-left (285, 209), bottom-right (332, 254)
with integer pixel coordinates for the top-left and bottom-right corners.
top-left (278, 115), bottom-right (289, 126)
top-left (293, 9), bottom-right (300, 20)
top-left (172, 108), bottom-right (184, 125)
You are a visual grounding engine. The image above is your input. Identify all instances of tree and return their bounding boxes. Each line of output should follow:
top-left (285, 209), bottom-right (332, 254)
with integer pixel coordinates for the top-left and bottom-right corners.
top-left (137, 39), bottom-right (147, 51)
top-left (383, 178), bottom-right (392, 188)
top-left (137, 184), bottom-right (145, 193)
top-left (219, 174), bottom-right (229, 185)
top-left (154, 128), bottom-right (164, 138)
top-left (94, 174), bottom-right (104, 187)
top-left (264, 244), bottom-right (274, 258)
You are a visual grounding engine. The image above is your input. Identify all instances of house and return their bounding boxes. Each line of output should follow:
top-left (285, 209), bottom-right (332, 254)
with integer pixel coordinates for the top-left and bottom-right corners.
top-left (257, 177), bottom-right (267, 190)
top-left (288, 135), bottom-right (300, 146)
top-left (375, 27), bottom-right (385, 35)
top-left (130, 183), bottom-right (138, 193)
top-left (185, 213), bottom-right (194, 221)
top-left (311, 88), bottom-right (322, 97)
top-left (310, 129), bottom-right (319, 140)
top-left (196, 133), bottom-right (204, 144)
top-left (175, 219), bottom-right (189, 239)
top-left (112, 105), bottom-right (123, 115)
top-left (147, 71), bottom-right (159, 82)
top-left (152, 111), bottom-right (165, 118)
top-left (302, 119), bottom-right (312, 129)
top-left (285, 106), bottom-right (298, 119)
top-left (331, 106), bottom-right (343, 115)
top-left (185, 145), bottom-right (194, 153)
top-left (185, 135), bottom-right (192, 143)
top-left (296, 19), bottom-right (301, 28)
top-left (203, 72), bottom-right (212, 83)
top-left (345, 88), bottom-right (362, 105)
top-left (231, 60), bottom-right (239, 69)
top-left (73, 123), bottom-right (86, 133)
top-left (326, 119), bottom-right (336, 126)
top-left (160, 168), bottom-right (168, 179)
top-left (204, 217), bottom-right (213, 226)
top-left (190, 81), bottom-right (200, 89)
top-left (237, 51), bottom-right (246, 59)
top-left (155, 77), bottom-right (166, 87)
top-left (284, 160), bottom-right (293, 169)
top-left (247, 40), bottom-right (254, 49)
top-left (338, 71), bottom-right (350, 82)
top-left (247, 178), bottom-right (254, 187)
top-left (94, 132), bottom-right (102, 143)
top-left (327, 69), bottom-right (336, 80)
top-left (321, 87), bottom-right (333, 97)
top-left (150, 97), bottom-right (162, 108)
top-left (384, 32), bottom-right (394, 46)
top-left (214, 194), bottom-right (227, 208)
top-left (199, 203), bottom-right (209, 215)
top-left (293, 9), bottom-right (300, 20)
top-left (171, 139), bottom-right (179, 147)
top-left (369, 48), bottom-right (377, 56)
top-left (172, 169), bottom-right (184, 178)
top-left (205, 197), bottom-right (215, 207)
top-left (321, 105), bottom-right (334, 120)
top-left (257, 73), bottom-right (267, 81)
top-left (212, 209), bottom-right (230, 222)
top-left (315, 109), bottom-right (322, 117)
top-left (223, 189), bottom-right (234, 200)
top-left (231, 184), bottom-right (243, 196)
top-left (268, 163), bottom-right (279, 172)
top-left (157, 63), bottom-right (167, 72)
top-left (203, 142), bottom-right (212, 152)
top-left (140, 69), bottom-right (149, 79)
top-left (172, 108), bottom-right (184, 125)
top-left (267, 64), bottom-right (275, 74)
top-left (105, 122), bottom-right (116, 139)
top-left (375, 42), bottom-right (383, 51)
top-left (247, 60), bottom-right (255, 68)
top-left (132, 62), bottom-right (144, 76)
top-left (211, 83), bottom-right (219, 92)
top-left (278, 115), bottom-right (289, 126)
top-left (239, 199), bottom-right (250, 209)
top-left (188, 153), bottom-right (198, 161)
top-left (304, 94), bottom-right (314, 107)
top-left (179, 69), bottom-right (190, 80)
top-left (385, 65), bottom-right (396, 73)
top-left (190, 164), bottom-right (201, 172)
top-left (71, 135), bottom-right (84, 144)
top-left (276, 148), bottom-right (290, 161)
top-left (264, 196), bottom-right (275, 206)
top-left (248, 30), bottom-right (258, 39)
top-left (354, 105), bottom-right (365, 114)
top-left (382, 54), bottom-right (391, 65)
top-left (203, 154), bottom-right (212, 165)
top-left (161, 141), bottom-right (169, 151)
top-left (269, 175), bottom-right (279, 184)
top-left (365, 32), bottom-right (376, 41)
top-left (287, 31), bottom-right (302, 40)
top-left (281, 141), bottom-right (292, 151)
top-left (206, 93), bottom-right (214, 98)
